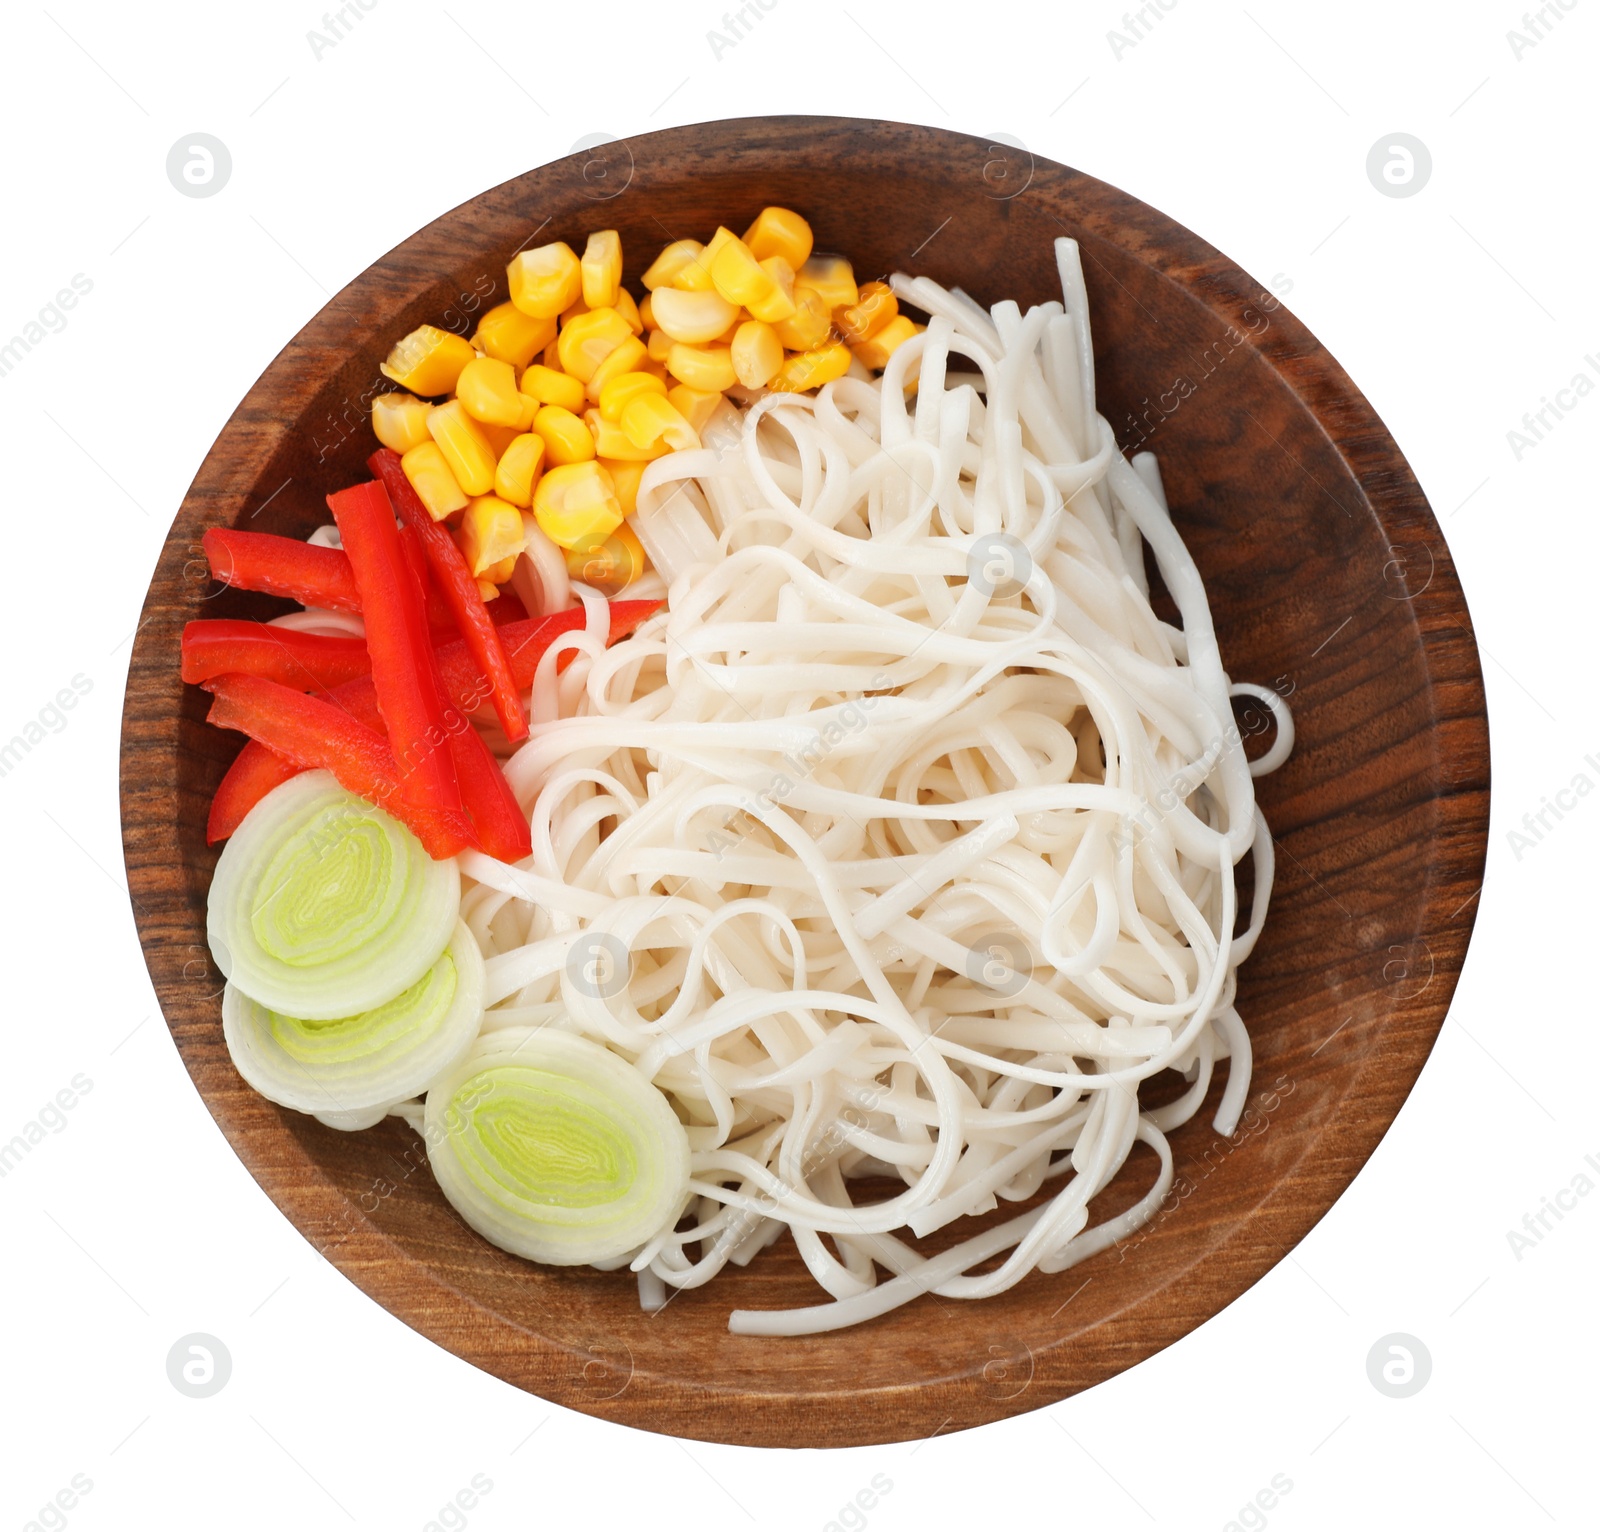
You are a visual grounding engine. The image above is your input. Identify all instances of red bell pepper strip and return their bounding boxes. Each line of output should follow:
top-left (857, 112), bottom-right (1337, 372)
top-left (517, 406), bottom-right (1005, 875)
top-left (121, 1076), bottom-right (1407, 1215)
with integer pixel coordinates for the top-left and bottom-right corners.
top-left (203, 525), bottom-right (457, 629)
top-left (328, 480), bottom-right (462, 815)
top-left (371, 448), bottom-right (529, 744)
top-left (203, 599), bottom-right (662, 842)
top-left (482, 592), bottom-right (528, 626)
top-left (206, 741), bottom-right (301, 844)
top-left (181, 619), bottom-right (372, 690)
top-left (203, 528), bottom-right (361, 611)
top-left (201, 673), bottom-right (473, 859)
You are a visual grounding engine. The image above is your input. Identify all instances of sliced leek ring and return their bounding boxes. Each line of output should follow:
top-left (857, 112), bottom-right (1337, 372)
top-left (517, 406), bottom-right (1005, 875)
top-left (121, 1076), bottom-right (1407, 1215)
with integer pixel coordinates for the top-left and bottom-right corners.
top-left (207, 771), bottom-right (459, 1020)
top-left (425, 1028), bottom-right (691, 1266)
top-left (222, 920), bottom-right (485, 1127)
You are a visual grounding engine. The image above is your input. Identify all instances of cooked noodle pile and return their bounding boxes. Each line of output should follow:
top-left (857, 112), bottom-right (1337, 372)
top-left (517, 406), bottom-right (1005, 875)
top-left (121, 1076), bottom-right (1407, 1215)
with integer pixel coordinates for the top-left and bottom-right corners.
top-left (455, 240), bottom-right (1290, 1334)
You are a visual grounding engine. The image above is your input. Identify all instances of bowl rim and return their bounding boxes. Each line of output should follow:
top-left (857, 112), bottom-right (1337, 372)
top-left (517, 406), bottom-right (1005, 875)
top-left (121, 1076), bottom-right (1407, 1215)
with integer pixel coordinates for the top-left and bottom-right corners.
top-left (120, 113), bottom-right (1490, 1448)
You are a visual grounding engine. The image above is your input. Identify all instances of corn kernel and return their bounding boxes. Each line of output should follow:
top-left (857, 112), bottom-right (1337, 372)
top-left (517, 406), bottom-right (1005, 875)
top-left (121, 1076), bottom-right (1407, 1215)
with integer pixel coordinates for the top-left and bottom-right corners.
top-left (672, 228), bottom-right (733, 293)
top-left (473, 302), bottom-right (557, 369)
top-left (455, 356), bottom-right (525, 427)
top-left (520, 364), bottom-right (586, 413)
top-left (835, 282), bottom-right (897, 344)
top-left (480, 557), bottom-right (517, 587)
top-left (480, 420), bottom-right (521, 458)
top-left (508, 241), bottom-right (583, 319)
top-left (622, 393), bottom-right (700, 452)
top-left (667, 384), bottom-right (721, 434)
top-left (532, 461), bottom-right (624, 549)
top-left (589, 411), bottom-right (670, 461)
top-left (642, 239), bottom-right (705, 291)
top-left (476, 577), bottom-right (502, 600)
top-left (742, 207), bottom-right (814, 270)
top-left (773, 341), bottom-right (852, 392)
top-left (599, 371), bottom-right (669, 422)
top-left (637, 292), bottom-right (656, 331)
top-left (773, 285), bottom-right (834, 351)
top-left (852, 315), bottom-right (922, 370)
top-left (614, 287), bottom-right (644, 335)
top-left (556, 306), bottom-right (634, 384)
top-left (646, 326), bottom-right (676, 363)
top-left (714, 314), bottom-right (745, 346)
top-left (637, 356), bottom-right (671, 383)
top-left (541, 339), bottom-right (562, 370)
top-left (514, 392), bottom-right (541, 432)
top-left (380, 324), bottom-right (476, 396)
top-left (494, 432), bottom-right (546, 507)
top-left (795, 254), bottom-right (858, 311)
top-left (711, 236), bottom-right (796, 322)
top-left (401, 440), bottom-right (469, 520)
top-left (730, 319), bottom-right (783, 388)
top-left (598, 457), bottom-right (646, 515)
top-left (580, 229), bottom-right (623, 309)
top-left (427, 399), bottom-right (497, 496)
top-left (372, 392), bottom-right (435, 454)
top-left (564, 520), bottom-right (646, 594)
top-left (584, 336), bottom-right (649, 402)
top-left (650, 285), bottom-right (740, 344)
top-left (458, 494), bottom-right (527, 578)
top-left (666, 341), bottom-right (737, 393)
top-left (533, 404), bottom-right (596, 465)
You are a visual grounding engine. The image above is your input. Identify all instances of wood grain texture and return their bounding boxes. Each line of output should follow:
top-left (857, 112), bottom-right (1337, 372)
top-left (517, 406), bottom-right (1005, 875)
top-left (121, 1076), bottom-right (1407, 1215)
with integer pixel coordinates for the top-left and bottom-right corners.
top-left (119, 116), bottom-right (1490, 1448)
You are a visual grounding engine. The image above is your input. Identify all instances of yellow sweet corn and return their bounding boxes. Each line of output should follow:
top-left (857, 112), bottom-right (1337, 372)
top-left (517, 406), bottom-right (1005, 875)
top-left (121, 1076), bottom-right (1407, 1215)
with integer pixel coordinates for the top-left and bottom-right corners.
top-left (711, 236), bottom-right (796, 322)
top-left (599, 371), bottom-right (668, 422)
top-left (730, 319), bottom-right (783, 388)
top-left (455, 357), bottom-right (525, 428)
top-left (541, 339), bottom-right (562, 370)
top-left (742, 207), bottom-right (813, 270)
top-left (532, 461), bottom-right (624, 549)
top-left (666, 341), bottom-right (737, 393)
top-left (458, 494), bottom-right (526, 578)
top-left (520, 364), bottom-right (586, 413)
top-left (835, 282), bottom-right (897, 344)
top-left (476, 576), bottom-right (502, 600)
top-left (473, 302), bottom-right (557, 368)
top-left (560, 294), bottom-right (591, 327)
top-left (477, 420), bottom-right (521, 458)
top-left (668, 383), bottom-right (721, 434)
top-left (598, 457), bottom-right (646, 515)
top-left (493, 432), bottom-right (546, 507)
top-left (773, 341), bottom-right (852, 392)
top-left (641, 239), bottom-right (705, 291)
top-left (773, 285), bottom-right (834, 351)
top-left (688, 227), bottom-right (737, 290)
top-left (564, 521), bottom-right (646, 593)
top-left (508, 242), bottom-right (583, 319)
top-left (372, 392), bottom-right (435, 454)
top-left (581, 229), bottom-right (623, 309)
top-left (589, 410), bottom-right (670, 461)
top-left (637, 292), bottom-right (655, 332)
top-left (650, 285), bottom-right (739, 344)
top-left (427, 399), bottom-right (497, 496)
top-left (852, 315), bottom-right (922, 371)
top-left (614, 287), bottom-right (644, 335)
top-left (637, 356), bottom-right (671, 383)
top-left (622, 392), bottom-right (700, 452)
top-left (380, 324), bottom-right (476, 396)
top-left (584, 336), bottom-right (649, 402)
top-left (556, 306), bottom-right (634, 384)
top-left (533, 404), bottom-right (596, 465)
top-left (795, 254), bottom-right (858, 311)
top-left (401, 441), bottom-right (469, 520)
top-left (646, 327), bottom-right (676, 363)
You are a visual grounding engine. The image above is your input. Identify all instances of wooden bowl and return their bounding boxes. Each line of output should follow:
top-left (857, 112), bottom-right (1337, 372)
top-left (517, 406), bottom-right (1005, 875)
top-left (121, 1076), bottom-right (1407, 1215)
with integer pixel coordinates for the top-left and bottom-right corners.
top-left (120, 116), bottom-right (1489, 1448)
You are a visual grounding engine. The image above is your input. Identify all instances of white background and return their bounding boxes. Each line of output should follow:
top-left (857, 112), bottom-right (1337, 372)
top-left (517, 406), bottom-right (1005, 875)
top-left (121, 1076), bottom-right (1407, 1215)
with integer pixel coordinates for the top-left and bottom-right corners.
top-left (1, 1), bottom-right (1593, 1527)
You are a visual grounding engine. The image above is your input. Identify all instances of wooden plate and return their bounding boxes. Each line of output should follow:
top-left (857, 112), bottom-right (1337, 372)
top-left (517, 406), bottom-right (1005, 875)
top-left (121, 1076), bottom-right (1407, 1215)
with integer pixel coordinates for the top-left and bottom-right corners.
top-left (119, 116), bottom-right (1489, 1447)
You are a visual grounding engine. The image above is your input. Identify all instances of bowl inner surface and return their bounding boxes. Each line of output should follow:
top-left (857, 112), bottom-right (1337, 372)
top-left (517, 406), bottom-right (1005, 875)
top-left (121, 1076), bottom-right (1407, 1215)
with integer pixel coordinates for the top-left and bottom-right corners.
top-left (120, 116), bottom-right (1488, 1448)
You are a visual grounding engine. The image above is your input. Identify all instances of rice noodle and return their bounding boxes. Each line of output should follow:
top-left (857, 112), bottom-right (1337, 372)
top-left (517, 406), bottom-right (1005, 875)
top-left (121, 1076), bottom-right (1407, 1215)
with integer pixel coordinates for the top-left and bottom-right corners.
top-left (465, 239), bottom-right (1289, 1333)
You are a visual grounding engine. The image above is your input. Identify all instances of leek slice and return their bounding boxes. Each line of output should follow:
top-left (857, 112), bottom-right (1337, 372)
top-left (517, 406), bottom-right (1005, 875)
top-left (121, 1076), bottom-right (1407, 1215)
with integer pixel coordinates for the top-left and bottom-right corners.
top-left (207, 771), bottom-right (459, 1019)
top-left (425, 1028), bottom-right (691, 1266)
top-left (222, 920), bottom-right (485, 1129)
